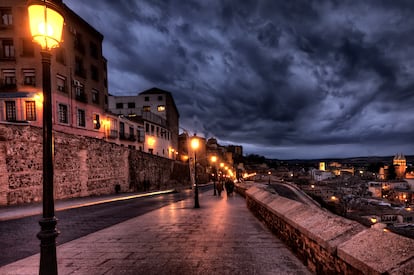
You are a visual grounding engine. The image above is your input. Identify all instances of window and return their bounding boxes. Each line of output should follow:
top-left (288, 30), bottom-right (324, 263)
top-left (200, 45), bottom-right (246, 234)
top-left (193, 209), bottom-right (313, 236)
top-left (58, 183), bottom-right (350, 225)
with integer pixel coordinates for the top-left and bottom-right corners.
top-left (90, 65), bottom-right (99, 81)
top-left (75, 57), bottom-right (85, 77)
top-left (93, 113), bottom-right (100, 129)
top-left (143, 106), bottom-right (150, 112)
top-left (21, 38), bottom-right (34, 57)
top-left (92, 89), bottom-right (99, 104)
top-left (116, 102), bottom-right (123, 109)
top-left (1, 39), bottom-right (14, 59)
top-left (156, 126), bottom-right (159, 137)
top-left (74, 33), bottom-right (85, 54)
top-left (129, 126), bottom-right (134, 140)
top-left (119, 122), bottom-right (125, 138)
top-left (56, 75), bottom-right (66, 92)
top-left (145, 123), bottom-right (149, 133)
top-left (0, 8), bottom-right (12, 27)
top-left (137, 127), bottom-right (144, 143)
top-left (157, 105), bottom-right (165, 112)
top-left (58, 104), bottom-right (68, 124)
top-left (1, 69), bottom-right (16, 88)
top-left (144, 96), bottom-right (149, 101)
top-left (127, 102), bottom-right (135, 108)
top-left (23, 69), bottom-right (35, 86)
top-left (5, 101), bottom-right (16, 121)
top-left (75, 83), bottom-right (87, 102)
top-left (90, 41), bottom-right (98, 59)
top-left (77, 109), bottom-right (85, 127)
top-left (25, 101), bottom-right (36, 121)
top-left (158, 95), bottom-right (163, 101)
top-left (55, 47), bottom-right (65, 64)
top-left (151, 125), bottom-right (154, 135)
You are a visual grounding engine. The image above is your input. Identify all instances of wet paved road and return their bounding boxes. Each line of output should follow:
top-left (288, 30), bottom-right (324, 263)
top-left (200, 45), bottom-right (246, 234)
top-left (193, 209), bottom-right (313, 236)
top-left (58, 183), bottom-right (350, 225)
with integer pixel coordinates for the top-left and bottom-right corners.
top-left (0, 189), bottom-right (198, 266)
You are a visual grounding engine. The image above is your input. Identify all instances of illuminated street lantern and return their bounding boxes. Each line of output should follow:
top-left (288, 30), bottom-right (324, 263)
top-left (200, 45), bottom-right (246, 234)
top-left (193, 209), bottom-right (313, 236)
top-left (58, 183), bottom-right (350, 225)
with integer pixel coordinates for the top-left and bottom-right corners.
top-left (28, 1), bottom-right (64, 50)
top-left (211, 155), bottom-right (217, 195)
top-left (28, 1), bottom-right (64, 274)
top-left (191, 134), bottom-right (200, 208)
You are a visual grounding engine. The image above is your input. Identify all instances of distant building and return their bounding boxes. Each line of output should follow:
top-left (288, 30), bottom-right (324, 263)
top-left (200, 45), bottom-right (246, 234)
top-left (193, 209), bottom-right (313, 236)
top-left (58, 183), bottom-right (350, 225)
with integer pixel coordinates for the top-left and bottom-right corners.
top-left (393, 153), bottom-right (407, 179)
top-left (108, 88), bottom-right (179, 159)
top-left (319, 162), bottom-right (326, 171)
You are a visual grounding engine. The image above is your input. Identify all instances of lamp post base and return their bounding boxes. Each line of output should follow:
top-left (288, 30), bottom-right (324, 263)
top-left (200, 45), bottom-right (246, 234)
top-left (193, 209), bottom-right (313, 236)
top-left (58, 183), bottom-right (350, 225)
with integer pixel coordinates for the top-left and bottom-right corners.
top-left (38, 217), bottom-right (59, 275)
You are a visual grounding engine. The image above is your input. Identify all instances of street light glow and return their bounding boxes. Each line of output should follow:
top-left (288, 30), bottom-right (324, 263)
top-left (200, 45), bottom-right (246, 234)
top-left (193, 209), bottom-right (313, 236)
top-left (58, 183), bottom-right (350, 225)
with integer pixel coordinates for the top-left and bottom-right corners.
top-left (28, 4), bottom-right (64, 50)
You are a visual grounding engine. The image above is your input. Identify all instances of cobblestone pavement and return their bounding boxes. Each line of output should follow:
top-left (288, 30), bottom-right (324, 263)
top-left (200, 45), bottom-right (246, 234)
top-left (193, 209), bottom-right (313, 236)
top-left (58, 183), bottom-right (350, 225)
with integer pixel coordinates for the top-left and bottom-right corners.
top-left (0, 191), bottom-right (311, 275)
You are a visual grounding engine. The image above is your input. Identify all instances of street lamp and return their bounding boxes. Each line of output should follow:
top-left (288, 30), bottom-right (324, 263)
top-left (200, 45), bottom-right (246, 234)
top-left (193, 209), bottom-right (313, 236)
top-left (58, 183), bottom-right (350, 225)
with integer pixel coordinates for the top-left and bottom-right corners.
top-left (268, 171), bottom-right (271, 185)
top-left (211, 156), bottom-right (217, 196)
top-left (28, 1), bottom-right (64, 274)
top-left (191, 134), bottom-right (200, 208)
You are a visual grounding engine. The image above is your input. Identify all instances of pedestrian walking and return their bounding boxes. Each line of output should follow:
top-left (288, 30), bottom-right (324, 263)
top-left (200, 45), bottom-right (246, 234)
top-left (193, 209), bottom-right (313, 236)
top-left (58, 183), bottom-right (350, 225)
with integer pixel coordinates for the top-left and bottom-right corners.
top-left (216, 180), bottom-right (224, 196)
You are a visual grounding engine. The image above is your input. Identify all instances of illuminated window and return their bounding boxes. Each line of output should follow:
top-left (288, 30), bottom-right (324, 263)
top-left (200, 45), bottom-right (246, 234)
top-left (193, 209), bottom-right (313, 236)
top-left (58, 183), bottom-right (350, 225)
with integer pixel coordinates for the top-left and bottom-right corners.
top-left (58, 104), bottom-right (68, 124)
top-left (93, 113), bottom-right (100, 129)
top-left (157, 105), bottom-right (165, 112)
top-left (25, 101), bottom-right (36, 121)
top-left (5, 101), bottom-right (16, 121)
top-left (77, 109), bottom-right (85, 127)
top-left (143, 106), bottom-right (150, 112)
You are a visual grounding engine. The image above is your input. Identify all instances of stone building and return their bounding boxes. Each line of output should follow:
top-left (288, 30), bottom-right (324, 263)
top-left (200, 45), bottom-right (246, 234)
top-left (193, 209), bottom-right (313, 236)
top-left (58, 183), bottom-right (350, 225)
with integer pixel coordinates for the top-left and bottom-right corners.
top-left (393, 153), bottom-right (407, 179)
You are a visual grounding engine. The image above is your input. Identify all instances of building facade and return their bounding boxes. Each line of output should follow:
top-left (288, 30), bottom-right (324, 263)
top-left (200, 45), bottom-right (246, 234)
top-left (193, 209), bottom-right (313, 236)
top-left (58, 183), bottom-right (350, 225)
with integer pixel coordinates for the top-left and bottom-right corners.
top-left (0, 0), bottom-right (144, 149)
top-left (0, 0), bottom-right (108, 137)
top-left (108, 87), bottom-right (179, 159)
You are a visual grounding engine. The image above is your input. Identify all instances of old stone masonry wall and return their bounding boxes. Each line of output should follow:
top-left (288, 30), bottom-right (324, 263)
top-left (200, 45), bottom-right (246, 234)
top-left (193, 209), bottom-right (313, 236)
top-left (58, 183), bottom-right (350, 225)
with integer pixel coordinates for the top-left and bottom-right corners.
top-left (0, 124), bottom-right (189, 206)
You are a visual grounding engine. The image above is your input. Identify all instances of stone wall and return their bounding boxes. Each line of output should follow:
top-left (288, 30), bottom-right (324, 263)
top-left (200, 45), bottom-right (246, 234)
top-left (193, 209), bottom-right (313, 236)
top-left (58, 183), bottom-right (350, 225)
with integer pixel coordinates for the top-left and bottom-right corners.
top-left (0, 124), bottom-right (190, 206)
top-left (245, 186), bottom-right (414, 274)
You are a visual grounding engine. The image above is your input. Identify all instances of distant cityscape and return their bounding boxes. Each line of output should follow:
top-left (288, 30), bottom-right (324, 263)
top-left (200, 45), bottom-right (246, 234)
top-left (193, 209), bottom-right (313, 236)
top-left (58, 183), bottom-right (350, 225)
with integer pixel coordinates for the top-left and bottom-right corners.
top-left (240, 154), bottom-right (414, 239)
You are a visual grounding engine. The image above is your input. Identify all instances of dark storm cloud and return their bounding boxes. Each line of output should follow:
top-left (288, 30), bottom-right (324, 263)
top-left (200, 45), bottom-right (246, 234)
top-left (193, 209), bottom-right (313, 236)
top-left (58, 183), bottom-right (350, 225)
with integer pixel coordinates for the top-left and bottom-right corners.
top-left (64, 0), bottom-right (414, 159)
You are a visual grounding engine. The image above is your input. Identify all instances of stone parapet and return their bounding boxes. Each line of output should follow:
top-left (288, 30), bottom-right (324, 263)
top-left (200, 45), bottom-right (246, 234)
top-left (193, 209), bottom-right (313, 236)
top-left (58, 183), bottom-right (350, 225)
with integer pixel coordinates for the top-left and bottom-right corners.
top-left (245, 185), bottom-right (414, 274)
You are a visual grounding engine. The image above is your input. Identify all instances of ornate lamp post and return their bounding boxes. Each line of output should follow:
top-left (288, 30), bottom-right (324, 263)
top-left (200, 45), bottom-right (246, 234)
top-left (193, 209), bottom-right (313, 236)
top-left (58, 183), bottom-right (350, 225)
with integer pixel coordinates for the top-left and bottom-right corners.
top-left (211, 156), bottom-right (217, 196)
top-left (191, 134), bottom-right (200, 208)
top-left (28, 1), bottom-right (64, 274)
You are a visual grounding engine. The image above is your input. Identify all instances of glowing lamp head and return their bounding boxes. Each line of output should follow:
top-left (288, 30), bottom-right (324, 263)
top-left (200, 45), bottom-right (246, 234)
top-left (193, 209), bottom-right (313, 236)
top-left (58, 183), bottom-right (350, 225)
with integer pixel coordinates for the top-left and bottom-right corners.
top-left (211, 156), bottom-right (217, 163)
top-left (191, 137), bottom-right (199, 150)
top-left (28, 2), bottom-right (64, 50)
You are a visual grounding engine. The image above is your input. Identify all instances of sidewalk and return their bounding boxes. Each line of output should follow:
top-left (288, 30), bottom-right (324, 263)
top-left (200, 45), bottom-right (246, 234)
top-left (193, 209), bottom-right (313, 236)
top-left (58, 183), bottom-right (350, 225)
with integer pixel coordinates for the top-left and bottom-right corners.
top-left (0, 190), bottom-right (311, 274)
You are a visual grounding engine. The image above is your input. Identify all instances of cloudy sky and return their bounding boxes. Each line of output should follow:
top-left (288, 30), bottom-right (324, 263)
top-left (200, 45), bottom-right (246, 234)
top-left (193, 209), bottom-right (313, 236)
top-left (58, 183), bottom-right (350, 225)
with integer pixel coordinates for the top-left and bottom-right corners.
top-left (64, 0), bottom-right (414, 160)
